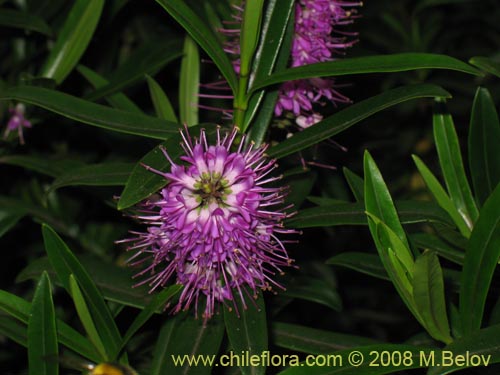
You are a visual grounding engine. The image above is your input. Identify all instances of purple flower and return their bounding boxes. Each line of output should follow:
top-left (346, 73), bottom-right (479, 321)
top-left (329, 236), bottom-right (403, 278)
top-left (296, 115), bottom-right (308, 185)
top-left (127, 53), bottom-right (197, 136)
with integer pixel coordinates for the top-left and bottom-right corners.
top-left (209, 1), bottom-right (360, 128)
top-left (3, 103), bottom-right (32, 144)
top-left (275, 0), bottom-right (361, 127)
top-left (118, 127), bottom-right (296, 319)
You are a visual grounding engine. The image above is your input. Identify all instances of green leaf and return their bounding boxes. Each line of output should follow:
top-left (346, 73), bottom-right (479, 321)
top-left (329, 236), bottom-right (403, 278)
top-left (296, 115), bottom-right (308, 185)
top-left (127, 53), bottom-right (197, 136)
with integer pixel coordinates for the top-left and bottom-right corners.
top-left (16, 255), bottom-right (163, 312)
top-left (277, 344), bottom-right (432, 375)
top-left (460, 184), bottom-right (500, 334)
top-left (179, 35), bottom-right (200, 126)
top-left (326, 252), bottom-right (389, 281)
top-left (85, 39), bottom-right (183, 102)
top-left (69, 274), bottom-right (107, 360)
top-left (0, 9), bottom-right (52, 35)
top-left (272, 322), bottom-right (380, 354)
top-left (412, 251), bottom-right (452, 344)
top-left (364, 151), bottom-right (410, 250)
top-left (155, 0), bottom-right (238, 93)
top-left (469, 56), bottom-right (500, 78)
top-left (282, 277), bottom-right (342, 311)
top-left (0, 154), bottom-right (84, 178)
top-left (468, 87), bottom-right (500, 206)
top-left (118, 285), bottom-right (182, 354)
top-left (268, 84), bottom-right (451, 159)
top-left (243, 0), bottom-right (294, 136)
top-left (118, 125), bottom-right (217, 210)
top-left (42, 224), bottom-right (123, 360)
top-left (0, 86), bottom-right (178, 140)
top-left (151, 313), bottom-right (225, 375)
top-left (224, 291), bottom-right (267, 375)
top-left (77, 65), bottom-right (143, 114)
top-left (39, 0), bottom-right (104, 84)
top-left (146, 75), bottom-right (178, 122)
top-left (286, 201), bottom-right (453, 228)
top-left (252, 53), bottom-right (481, 92)
top-left (0, 315), bottom-right (27, 347)
top-left (49, 162), bottom-right (134, 192)
top-left (433, 99), bottom-right (479, 229)
top-left (427, 324), bottom-right (500, 375)
top-left (0, 211), bottom-right (24, 239)
top-left (410, 233), bottom-right (464, 266)
top-left (343, 168), bottom-right (364, 201)
top-left (374, 220), bottom-right (415, 296)
top-left (0, 289), bottom-right (99, 362)
top-left (412, 155), bottom-right (470, 238)
top-left (28, 272), bottom-right (58, 375)
top-left (239, 0), bottom-right (264, 78)
top-left (0, 195), bottom-right (76, 238)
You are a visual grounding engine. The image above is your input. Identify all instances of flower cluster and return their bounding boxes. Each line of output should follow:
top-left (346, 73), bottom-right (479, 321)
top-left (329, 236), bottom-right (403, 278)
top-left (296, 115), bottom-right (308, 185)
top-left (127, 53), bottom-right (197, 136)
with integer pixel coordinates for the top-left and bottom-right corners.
top-left (204, 1), bottom-right (360, 128)
top-left (119, 127), bottom-right (295, 319)
top-left (274, 0), bottom-right (361, 128)
top-left (3, 103), bottom-right (32, 144)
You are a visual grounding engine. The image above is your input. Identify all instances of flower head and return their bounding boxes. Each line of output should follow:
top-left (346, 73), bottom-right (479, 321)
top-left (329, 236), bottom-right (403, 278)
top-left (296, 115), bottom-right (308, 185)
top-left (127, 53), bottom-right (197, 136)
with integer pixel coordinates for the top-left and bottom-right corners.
top-left (119, 127), bottom-right (295, 319)
top-left (204, 1), bottom-right (360, 128)
top-left (3, 103), bottom-right (32, 144)
top-left (275, 0), bottom-right (361, 127)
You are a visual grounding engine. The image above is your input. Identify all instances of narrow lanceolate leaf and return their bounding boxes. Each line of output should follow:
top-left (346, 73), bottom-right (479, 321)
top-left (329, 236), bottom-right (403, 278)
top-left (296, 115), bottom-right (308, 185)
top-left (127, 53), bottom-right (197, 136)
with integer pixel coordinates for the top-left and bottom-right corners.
top-left (0, 154), bottom-right (84, 178)
top-left (0, 9), bottom-right (52, 35)
top-left (0, 86), bottom-right (178, 140)
top-left (77, 65), bottom-right (142, 114)
top-left (286, 201), bottom-right (453, 228)
top-left (50, 162), bottom-right (134, 192)
top-left (412, 155), bottom-right (470, 238)
top-left (244, 0), bottom-right (294, 139)
top-left (460, 184), bottom-right (500, 335)
top-left (0, 290), bottom-right (99, 362)
top-left (155, 0), bottom-right (238, 93)
top-left (40, 0), bottom-right (104, 84)
top-left (468, 87), bottom-right (500, 206)
top-left (364, 151), bottom-right (410, 250)
top-left (410, 233), bottom-right (464, 266)
top-left (0, 212), bottom-right (24, 239)
top-left (252, 53), bottom-right (481, 92)
top-left (272, 322), bottom-right (380, 354)
top-left (28, 272), bottom-right (58, 375)
top-left (225, 291), bottom-right (267, 375)
top-left (151, 313), bottom-right (225, 375)
top-left (42, 224), bottom-right (122, 360)
top-left (374, 220), bottom-right (416, 308)
top-left (469, 56), bottom-right (500, 78)
top-left (427, 324), bottom-right (500, 375)
top-left (326, 252), bottom-right (389, 281)
top-left (85, 39), bottom-right (183, 102)
top-left (268, 84), bottom-right (451, 159)
top-left (69, 275), bottom-right (107, 360)
top-left (239, 0), bottom-right (264, 78)
top-left (433, 99), bottom-right (479, 229)
top-left (282, 277), bottom-right (342, 311)
top-left (0, 316), bottom-right (27, 347)
top-left (146, 75), bottom-right (178, 122)
top-left (412, 251), bottom-right (452, 344)
top-left (343, 168), bottom-right (364, 201)
top-left (16, 255), bottom-right (168, 313)
top-left (179, 35), bottom-right (199, 126)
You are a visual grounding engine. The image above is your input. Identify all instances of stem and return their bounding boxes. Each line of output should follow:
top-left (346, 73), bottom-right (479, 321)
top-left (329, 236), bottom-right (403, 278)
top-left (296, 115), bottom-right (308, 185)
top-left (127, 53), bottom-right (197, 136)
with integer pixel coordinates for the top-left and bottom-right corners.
top-left (233, 72), bottom-right (249, 130)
